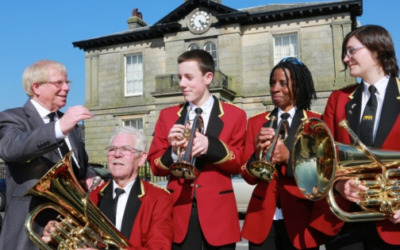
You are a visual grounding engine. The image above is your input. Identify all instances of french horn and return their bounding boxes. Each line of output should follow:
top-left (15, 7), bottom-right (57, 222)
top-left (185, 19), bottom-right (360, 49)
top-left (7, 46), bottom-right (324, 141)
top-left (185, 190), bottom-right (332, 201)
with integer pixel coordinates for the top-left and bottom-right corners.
top-left (25, 152), bottom-right (132, 250)
top-left (170, 108), bottom-right (204, 180)
top-left (247, 116), bottom-right (289, 181)
top-left (292, 118), bottom-right (400, 222)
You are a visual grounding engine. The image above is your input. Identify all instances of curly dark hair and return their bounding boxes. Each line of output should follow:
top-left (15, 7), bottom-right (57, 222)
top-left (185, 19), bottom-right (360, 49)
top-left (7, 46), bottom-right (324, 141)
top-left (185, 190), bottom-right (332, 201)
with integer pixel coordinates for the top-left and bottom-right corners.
top-left (269, 57), bottom-right (317, 110)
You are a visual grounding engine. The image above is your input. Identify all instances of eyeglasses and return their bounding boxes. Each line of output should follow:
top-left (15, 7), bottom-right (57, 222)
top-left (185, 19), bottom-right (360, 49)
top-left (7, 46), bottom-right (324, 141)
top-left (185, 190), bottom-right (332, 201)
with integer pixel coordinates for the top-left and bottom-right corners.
top-left (344, 46), bottom-right (365, 57)
top-left (105, 145), bottom-right (141, 156)
top-left (37, 80), bottom-right (72, 88)
top-left (279, 57), bottom-right (303, 66)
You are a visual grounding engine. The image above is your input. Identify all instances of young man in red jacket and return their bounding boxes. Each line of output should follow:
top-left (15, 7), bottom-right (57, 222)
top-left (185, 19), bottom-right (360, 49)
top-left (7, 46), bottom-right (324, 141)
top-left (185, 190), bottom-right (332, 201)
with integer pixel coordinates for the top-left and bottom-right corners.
top-left (148, 50), bottom-right (246, 249)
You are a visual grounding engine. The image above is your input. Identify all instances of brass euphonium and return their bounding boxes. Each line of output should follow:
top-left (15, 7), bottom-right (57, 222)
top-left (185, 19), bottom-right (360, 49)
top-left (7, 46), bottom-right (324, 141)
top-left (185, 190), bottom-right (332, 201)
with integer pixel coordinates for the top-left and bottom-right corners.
top-left (292, 118), bottom-right (400, 222)
top-left (25, 152), bottom-right (132, 250)
top-left (248, 116), bottom-right (289, 181)
top-left (170, 108), bottom-right (204, 180)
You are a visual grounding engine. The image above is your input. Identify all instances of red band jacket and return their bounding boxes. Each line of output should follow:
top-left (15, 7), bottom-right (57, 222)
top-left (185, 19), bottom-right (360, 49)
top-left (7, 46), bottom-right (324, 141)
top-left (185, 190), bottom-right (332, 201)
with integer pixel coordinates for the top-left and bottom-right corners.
top-left (89, 178), bottom-right (174, 250)
top-left (147, 96), bottom-right (246, 246)
top-left (313, 76), bottom-right (400, 245)
top-left (241, 108), bottom-right (327, 249)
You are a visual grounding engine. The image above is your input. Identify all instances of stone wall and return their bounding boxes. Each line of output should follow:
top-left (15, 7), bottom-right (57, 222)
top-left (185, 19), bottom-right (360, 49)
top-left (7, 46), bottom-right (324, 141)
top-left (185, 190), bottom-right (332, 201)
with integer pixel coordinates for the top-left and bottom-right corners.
top-left (83, 11), bottom-right (356, 163)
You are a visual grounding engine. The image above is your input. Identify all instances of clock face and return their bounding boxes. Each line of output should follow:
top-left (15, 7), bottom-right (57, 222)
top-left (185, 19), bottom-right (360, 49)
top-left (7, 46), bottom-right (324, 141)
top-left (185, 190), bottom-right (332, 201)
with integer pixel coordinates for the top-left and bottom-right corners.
top-left (188, 10), bottom-right (212, 34)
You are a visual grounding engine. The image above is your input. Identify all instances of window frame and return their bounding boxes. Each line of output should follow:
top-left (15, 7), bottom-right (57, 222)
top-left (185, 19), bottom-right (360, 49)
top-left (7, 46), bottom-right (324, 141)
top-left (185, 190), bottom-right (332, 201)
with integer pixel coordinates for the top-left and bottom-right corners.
top-left (185, 39), bottom-right (218, 68)
top-left (273, 32), bottom-right (299, 65)
top-left (119, 115), bottom-right (145, 134)
top-left (124, 53), bottom-right (144, 97)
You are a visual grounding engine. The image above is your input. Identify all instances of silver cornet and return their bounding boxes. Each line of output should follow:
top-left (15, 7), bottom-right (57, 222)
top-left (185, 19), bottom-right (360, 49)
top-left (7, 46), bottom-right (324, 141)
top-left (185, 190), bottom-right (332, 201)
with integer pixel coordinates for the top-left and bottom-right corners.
top-left (247, 116), bottom-right (289, 181)
top-left (170, 108), bottom-right (204, 180)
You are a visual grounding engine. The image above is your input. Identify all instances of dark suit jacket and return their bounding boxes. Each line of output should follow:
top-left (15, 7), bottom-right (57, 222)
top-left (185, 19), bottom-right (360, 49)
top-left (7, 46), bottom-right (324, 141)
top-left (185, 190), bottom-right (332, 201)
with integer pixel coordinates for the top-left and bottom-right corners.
top-left (147, 96), bottom-right (246, 246)
top-left (241, 108), bottom-right (327, 249)
top-left (89, 178), bottom-right (174, 249)
top-left (311, 76), bottom-right (400, 245)
top-left (0, 100), bottom-right (95, 250)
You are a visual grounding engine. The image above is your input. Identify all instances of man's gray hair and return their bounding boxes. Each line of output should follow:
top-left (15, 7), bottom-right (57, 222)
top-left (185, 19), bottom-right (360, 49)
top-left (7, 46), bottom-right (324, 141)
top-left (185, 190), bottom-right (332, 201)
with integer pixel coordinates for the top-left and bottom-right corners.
top-left (22, 60), bottom-right (67, 97)
top-left (109, 126), bottom-right (147, 152)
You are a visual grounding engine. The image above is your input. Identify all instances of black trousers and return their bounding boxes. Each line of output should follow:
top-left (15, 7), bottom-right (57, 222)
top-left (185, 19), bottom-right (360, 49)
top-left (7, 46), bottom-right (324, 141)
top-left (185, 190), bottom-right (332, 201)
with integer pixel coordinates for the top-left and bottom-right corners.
top-left (249, 220), bottom-right (319, 250)
top-left (325, 221), bottom-right (400, 250)
top-left (172, 200), bottom-right (236, 250)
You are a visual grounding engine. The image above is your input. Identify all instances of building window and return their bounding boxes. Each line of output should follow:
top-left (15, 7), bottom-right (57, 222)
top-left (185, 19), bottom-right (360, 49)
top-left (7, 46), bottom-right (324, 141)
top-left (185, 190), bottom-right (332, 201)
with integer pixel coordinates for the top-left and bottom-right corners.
top-left (188, 43), bottom-right (200, 50)
top-left (273, 34), bottom-right (298, 65)
top-left (125, 54), bottom-right (143, 96)
top-left (123, 117), bottom-right (143, 133)
top-left (204, 41), bottom-right (218, 68)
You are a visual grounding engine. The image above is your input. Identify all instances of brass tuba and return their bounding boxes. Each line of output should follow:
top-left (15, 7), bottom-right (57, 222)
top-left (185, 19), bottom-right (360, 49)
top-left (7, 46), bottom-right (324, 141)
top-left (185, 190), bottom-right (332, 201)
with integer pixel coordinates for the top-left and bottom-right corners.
top-left (25, 152), bottom-right (132, 250)
top-left (247, 116), bottom-right (289, 181)
top-left (292, 118), bottom-right (400, 222)
top-left (170, 108), bottom-right (204, 180)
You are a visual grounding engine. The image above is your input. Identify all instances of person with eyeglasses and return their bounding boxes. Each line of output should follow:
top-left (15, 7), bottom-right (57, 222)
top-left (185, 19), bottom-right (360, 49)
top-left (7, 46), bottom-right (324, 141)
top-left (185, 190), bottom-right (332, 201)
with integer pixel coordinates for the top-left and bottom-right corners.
top-left (241, 57), bottom-right (326, 250)
top-left (313, 25), bottom-right (400, 250)
top-left (147, 50), bottom-right (246, 250)
top-left (0, 60), bottom-right (98, 250)
top-left (41, 126), bottom-right (174, 249)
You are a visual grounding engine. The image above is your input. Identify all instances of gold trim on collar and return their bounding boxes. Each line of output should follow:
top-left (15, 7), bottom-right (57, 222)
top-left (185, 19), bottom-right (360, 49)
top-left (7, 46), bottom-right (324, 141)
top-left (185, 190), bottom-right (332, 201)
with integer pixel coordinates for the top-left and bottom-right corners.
top-left (177, 104), bottom-right (185, 117)
top-left (301, 110), bottom-right (308, 121)
top-left (218, 100), bottom-right (224, 118)
top-left (266, 112), bottom-right (272, 120)
top-left (138, 180), bottom-right (145, 198)
top-left (99, 182), bottom-right (111, 197)
top-left (396, 78), bottom-right (400, 100)
top-left (348, 85), bottom-right (361, 100)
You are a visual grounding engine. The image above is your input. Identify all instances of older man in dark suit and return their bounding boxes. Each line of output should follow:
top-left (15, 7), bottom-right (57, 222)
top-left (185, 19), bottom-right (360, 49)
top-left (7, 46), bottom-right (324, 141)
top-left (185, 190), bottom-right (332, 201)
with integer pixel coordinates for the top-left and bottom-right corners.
top-left (0, 60), bottom-right (97, 250)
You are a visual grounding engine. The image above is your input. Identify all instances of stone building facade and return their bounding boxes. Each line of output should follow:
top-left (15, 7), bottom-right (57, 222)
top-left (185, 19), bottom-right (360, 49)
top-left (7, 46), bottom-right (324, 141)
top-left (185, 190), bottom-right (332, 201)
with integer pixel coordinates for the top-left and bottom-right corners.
top-left (73, 0), bottom-right (362, 164)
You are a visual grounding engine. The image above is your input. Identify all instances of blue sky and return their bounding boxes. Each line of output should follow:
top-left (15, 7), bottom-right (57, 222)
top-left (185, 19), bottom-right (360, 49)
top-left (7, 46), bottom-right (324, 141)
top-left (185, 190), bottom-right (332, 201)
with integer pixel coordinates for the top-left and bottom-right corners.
top-left (0, 0), bottom-right (397, 113)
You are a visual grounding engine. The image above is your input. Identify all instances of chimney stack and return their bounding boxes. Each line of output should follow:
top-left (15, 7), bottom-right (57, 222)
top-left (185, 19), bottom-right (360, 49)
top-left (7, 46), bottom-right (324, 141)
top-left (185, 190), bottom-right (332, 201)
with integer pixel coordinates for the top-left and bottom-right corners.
top-left (184, 0), bottom-right (221, 3)
top-left (127, 8), bottom-right (147, 29)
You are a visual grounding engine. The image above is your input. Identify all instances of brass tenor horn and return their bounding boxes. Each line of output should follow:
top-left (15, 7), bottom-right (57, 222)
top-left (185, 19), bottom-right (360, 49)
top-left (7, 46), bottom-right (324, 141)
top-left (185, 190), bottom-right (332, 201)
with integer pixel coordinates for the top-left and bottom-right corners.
top-left (25, 152), bottom-right (132, 250)
top-left (292, 118), bottom-right (400, 222)
top-left (170, 108), bottom-right (204, 180)
top-left (247, 116), bottom-right (289, 181)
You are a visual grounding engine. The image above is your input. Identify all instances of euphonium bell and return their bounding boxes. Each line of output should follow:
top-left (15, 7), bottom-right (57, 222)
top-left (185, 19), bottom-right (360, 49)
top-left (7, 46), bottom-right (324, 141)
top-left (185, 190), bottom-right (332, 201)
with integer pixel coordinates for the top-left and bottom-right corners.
top-left (25, 152), bottom-right (132, 250)
top-left (292, 118), bottom-right (400, 222)
top-left (247, 116), bottom-right (289, 182)
top-left (170, 108), bottom-right (204, 180)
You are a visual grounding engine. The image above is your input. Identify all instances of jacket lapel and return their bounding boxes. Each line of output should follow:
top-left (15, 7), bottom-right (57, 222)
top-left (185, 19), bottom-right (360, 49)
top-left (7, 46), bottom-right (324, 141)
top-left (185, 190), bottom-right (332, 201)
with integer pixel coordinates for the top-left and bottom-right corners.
top-left (374, 77), bottom-right (400, 147)
top-left (285, 109), bottom-right (307, 177)
top-left (205, 96), bottom-right (224, 137)
top-left (263, 108), bottom-right (279, 128)
top-left (23, 100), bottom-right (60, 162)
top-left (195, 96), bottom-right (224, 170)
top-left (98, 182), bottom-right (114, 224)
top-left (175, 103), bottom-right (189, 125)
top-left (345, 84), bottom-right (362, 143)
top-left (120, 178), bottom-right (142, 239)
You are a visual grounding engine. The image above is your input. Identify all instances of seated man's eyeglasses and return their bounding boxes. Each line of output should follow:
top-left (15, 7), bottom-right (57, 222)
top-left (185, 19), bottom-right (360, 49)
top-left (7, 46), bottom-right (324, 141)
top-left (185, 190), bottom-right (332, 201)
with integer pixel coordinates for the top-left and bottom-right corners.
top-left (105, 145), bottom-right (141, 156)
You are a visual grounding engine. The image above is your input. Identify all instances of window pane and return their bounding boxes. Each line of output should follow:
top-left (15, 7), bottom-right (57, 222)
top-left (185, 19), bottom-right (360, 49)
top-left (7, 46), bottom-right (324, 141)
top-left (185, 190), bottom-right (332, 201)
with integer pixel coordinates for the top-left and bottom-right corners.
top-left (123, 118), bottom-right (143, 132)
top-left (204, 42), bottom-right (218, 68)
top-left (125, 54), bottom-right (143, 96)
top-left (273, 34), bottom-right (298, 65)
top-left (188, 43), bottom-right (200, 51)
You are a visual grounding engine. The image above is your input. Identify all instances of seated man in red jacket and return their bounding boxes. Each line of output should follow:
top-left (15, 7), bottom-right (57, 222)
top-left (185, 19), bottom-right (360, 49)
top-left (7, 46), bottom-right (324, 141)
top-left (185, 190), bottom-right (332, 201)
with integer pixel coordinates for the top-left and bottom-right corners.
top-left (42, 126), bottom-right (173, 249)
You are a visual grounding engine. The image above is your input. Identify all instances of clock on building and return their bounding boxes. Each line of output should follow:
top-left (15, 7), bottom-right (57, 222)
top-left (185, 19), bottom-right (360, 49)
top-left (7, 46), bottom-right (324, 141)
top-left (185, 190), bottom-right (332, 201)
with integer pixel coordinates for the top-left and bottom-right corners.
top-left (187, 9), bottom-right (212, 34)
